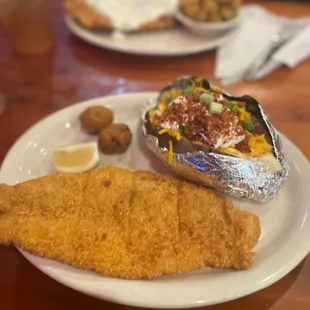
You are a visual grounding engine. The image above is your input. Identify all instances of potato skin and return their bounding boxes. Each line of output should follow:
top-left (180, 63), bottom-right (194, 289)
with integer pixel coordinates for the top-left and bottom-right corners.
top-left (98, 123), bottom-right (132, 154)
top-left (80, 106), bottom-right (113, 135)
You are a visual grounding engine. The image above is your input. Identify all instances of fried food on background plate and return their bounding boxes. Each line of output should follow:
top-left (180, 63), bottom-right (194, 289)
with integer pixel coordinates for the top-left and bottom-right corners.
top-left (65, 0), bottom-right (177, 31)
top-left (179, 0), bottom-right (241, 22)
top-left (0, 166), bottom-right (260, 279)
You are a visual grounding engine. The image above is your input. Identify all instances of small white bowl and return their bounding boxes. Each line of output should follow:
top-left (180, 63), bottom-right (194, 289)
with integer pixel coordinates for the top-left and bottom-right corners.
top-left (176, 9), bottom-right (242, 37)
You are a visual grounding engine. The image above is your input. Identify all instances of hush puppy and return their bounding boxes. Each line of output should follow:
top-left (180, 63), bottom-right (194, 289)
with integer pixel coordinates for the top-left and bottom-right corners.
top-left (80, 106), bottom-right (113, 135)
top-left (98, 123), bottom-right (132, 154)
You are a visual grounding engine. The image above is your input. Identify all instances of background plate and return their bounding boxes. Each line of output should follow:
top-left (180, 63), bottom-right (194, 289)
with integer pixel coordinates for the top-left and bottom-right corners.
top-left (65, 15), bottom-right (238, 56)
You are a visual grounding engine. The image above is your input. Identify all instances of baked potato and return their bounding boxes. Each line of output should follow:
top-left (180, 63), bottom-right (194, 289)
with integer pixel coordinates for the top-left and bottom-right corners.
top-left (142, 76), bottom-right (289, 200)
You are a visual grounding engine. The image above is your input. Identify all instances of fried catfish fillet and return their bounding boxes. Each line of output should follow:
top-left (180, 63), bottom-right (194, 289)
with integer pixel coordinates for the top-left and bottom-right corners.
top-left (0, 166), bottom-right (260, 279)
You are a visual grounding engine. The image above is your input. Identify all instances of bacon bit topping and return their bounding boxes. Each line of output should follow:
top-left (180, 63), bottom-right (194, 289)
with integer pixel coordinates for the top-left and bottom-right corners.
top-left (235, 135), bottom-right (252, 153)
top-left (155, 94), bottom-right (246, 149)
top-left (152, 87), bottom-right (274, 157)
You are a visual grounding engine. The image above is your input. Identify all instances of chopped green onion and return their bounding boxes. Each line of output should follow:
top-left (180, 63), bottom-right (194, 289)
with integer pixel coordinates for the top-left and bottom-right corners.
top-left (199, 93), bottom-right (214, 106)
top-left (226, 101), bottom-right (239, 112)
top-left (180, 124), bottom-right (189, 135)
top-left (226, 102), bottom-right (233, 110)
top-left (165, 97), bottom-right (173, 105)
top-left (182, 87), bottom-right (195, 95)
top-left (209, 102), bottom-right (223, 115)
top-left (242, 120), bottom-right (255, 131)
top-left (231, 104), bottom-right (239, 112)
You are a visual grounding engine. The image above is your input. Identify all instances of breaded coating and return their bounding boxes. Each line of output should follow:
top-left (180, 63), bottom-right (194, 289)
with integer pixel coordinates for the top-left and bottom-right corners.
top-left (0, 167), bottom-right (260, 279)
top-left (179, 0), bottom-right (240, 22)
top-left (98, 124), bottom-right (132, 154)
top-left (79, 106), bottom-right (113, 135)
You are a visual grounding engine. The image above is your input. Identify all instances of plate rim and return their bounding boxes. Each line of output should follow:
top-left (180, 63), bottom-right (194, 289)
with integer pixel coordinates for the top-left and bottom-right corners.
top-left (1, 92), bottom-right (310, 309)
top-left (64, 14), bottom-right (237, 56)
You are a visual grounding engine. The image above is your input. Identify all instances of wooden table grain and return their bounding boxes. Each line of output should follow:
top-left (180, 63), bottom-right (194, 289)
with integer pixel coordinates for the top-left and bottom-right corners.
top-left (0, 1), bottom-right (309, 310)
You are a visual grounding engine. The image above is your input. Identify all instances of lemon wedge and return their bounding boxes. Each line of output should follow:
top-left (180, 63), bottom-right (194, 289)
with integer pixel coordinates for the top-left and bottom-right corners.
top-left (54, 142), bottom-right (99, 174)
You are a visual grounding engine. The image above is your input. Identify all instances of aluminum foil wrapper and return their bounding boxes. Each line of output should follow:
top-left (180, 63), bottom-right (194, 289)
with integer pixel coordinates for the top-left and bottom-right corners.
top-left (142, 76), bottom-right (290, 201)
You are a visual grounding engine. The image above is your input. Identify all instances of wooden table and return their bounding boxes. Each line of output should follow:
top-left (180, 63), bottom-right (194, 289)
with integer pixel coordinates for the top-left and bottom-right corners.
top-left (0, 1), bottom-right (309, 309)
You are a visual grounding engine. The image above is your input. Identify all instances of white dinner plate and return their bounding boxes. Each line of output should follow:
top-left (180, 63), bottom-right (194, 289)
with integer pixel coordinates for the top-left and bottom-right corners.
top-left (0, 93), bottom-right (310, 308)
top-left (65, 15), bottom-right (238, 56)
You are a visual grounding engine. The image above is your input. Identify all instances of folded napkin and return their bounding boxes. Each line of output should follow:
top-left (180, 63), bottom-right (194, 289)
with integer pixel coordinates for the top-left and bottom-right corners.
top-left (215, 5), bottom-right (310, 85)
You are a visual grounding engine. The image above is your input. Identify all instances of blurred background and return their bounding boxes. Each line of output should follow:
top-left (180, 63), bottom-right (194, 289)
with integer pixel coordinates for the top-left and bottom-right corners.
top-left (0, 0), bottom-right (310, 159)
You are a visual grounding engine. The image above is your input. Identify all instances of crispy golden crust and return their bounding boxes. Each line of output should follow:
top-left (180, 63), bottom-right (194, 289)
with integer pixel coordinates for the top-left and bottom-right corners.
top-left (98, 123), bottom-right (132, 154)
top-left (0, 167), bottom-right (260, 279)
top-left (79, 106), bottom-right (113, 135)
top-left (65, 0), bottom-right (176, 31)
top-left (179, 0), bottom-right (241, 22)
